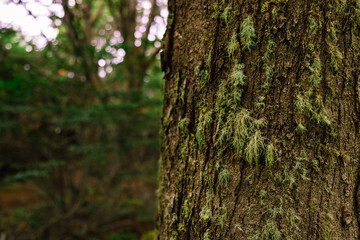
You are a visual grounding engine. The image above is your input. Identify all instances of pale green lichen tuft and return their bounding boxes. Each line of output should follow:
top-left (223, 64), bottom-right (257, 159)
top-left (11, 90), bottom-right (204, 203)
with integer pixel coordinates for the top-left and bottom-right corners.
top-left (221, 7), bottom-right (233, 27)
top-left (251, 220), bottom-right (282, 240)
top-left (231, 63), bottom-right (247, 87)
top-left (233, 110), bottom-right (252, 154)
top-left (200, 206), bottom-right (213, 222)
top-left (308, 56), bottom-right (322, 88)
top-left (296, 122), bottom-right (307, 135)
top-left (227, 31), bottom-right (239, 58)
top-left (215, 205), bottom-right (227, 229)
top-left (218, 167), bottom-right (230, 187)
top-left (196, 110), bottom-right (214, 148)
top-left (178, 117), bottom-right (189, 134)
top-left (240, 15), bottom-right (256, 51)
top-left (245, 130), bottom-right (265, 167)
top-left (265, 144), bottom-right (275, 167)
top-left (203, 229), bottom-right (211, 240)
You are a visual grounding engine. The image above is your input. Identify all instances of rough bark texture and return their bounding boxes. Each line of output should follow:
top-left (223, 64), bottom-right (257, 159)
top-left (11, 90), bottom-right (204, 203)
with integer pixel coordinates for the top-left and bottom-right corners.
top-left (158, 0), bottom-right (360, 239)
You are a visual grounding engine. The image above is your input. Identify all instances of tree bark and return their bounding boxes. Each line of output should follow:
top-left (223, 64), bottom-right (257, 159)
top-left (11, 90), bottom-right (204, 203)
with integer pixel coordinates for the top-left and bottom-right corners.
top-left (158, 0), bottom-right (360, 239)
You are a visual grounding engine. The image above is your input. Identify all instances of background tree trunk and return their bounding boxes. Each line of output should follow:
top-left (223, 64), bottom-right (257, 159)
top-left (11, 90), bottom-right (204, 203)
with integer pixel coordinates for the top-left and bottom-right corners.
top-left (158, 0), bottom-right (360, 239)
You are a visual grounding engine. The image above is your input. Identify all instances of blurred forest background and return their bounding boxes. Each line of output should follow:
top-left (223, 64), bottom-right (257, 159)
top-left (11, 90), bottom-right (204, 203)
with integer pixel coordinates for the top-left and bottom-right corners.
top-left (0, 0), bottom-right (166, 239)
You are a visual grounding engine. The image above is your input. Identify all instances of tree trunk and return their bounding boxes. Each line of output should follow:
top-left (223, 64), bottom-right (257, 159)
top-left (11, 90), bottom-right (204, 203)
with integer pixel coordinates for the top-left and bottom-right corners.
top-left (158, 0), bottom-right (360, 239)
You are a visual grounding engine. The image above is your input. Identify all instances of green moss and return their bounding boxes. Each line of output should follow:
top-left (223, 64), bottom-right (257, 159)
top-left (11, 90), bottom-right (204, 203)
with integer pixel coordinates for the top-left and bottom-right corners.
top-left (221, 7), bottom-right (233, 27)
top-left (295, 94), bottom-right (309, 113)
top-left (233, 110), bottom-right (252, 154)
top-left (206, 191), bottom-right (213, 204)
top-left (295, 122), bottom-right (306, 135)
top-left (245, 130), bottom-right (265, 167)
top-left (320, 213), bottom-right (334, 239)
top-left (235, 224), bottom-right (244, 232)
top-left (296, 92), bottom-right (332, 128)
top-left (251, 220), bottom-right (282, 240)
top-left (283, 167), bottom-right (296, 189)
top-left (215, 205), bottom-right (227, 229)
top-left (196, 110), bottom-right (213, 148)
top-left (206, 49), bottom-right (212, 69)
top-left (261, 1), bottom-right (271, 12)
top-left (199, 69), bottom-right (209, 89)
top-left (203, 229), bottom-right (211, 240)
top-left (231, 62), bottom-right (247, 87)
top-left (255, 96), bottom-right (266, 109)
top-left (195, 124), bottom-right (205, 148)
top-left (200, 206), bottom-right (213, 222)
top-left (180, 137), bottom-right (189, 160)
top-left (218, 167), bottom-right (230, 187)
top-left (286, 208), bottom-right (301, 231)
top-left (261, 0), bottom-right (288, 13)
top-left (262, 39), bottom-right (276, 89)
top-left (216, 118), bottom-right (234, 148)
top-left (179, 117), bottom-right (189, 134)
top-left (267, 204), bottom-right (283, 218)
top-left (240, 15), bottom-right (256, 52)
top-left (308, 56), bottom-right (321, 88)
top-left (327, 25), bottom-right (342, 72)
top-left (215, 80), bottom-right (229, 111)
top-left (311, 108), bottom-right (331, 126)
top-left (356, 1), bottom-right (360, 23)
top-left (265, 144), bottom-right (275, 167)
top-left (272, 6), bottom-right (279, 19)
top-left (259, 190), bottom-right (268, 205)
top-left (227, 31), bottom-right (239, 58)
top-left (182, 198), bottom-right (190, 219)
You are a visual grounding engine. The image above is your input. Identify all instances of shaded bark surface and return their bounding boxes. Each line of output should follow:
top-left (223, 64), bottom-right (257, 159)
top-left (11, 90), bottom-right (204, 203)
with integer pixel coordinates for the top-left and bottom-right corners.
top-left (158, 0), bottom-right (360, 239)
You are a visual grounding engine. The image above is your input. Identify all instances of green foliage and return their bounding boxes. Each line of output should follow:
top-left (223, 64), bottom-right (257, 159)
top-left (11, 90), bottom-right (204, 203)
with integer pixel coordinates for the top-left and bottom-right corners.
top-left (240, 15), bottom-right (256, 52)
top-left (0, 0), bottom-right (164, 237)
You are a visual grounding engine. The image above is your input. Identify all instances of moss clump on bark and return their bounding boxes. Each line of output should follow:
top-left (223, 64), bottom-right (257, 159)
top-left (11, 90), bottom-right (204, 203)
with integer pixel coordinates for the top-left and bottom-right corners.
top-left (195, 110), bottom-right (213, 148)
top-left (262, 39), bottom-right (276, 90)
top-left (218, 167), bottom-right (230, 187)
top-left (227, 31), bottom-right (239, 58)
top-left (240, 15), bottom-right (256, 52)
top-left (221, 7), bottom-right (233, 28)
